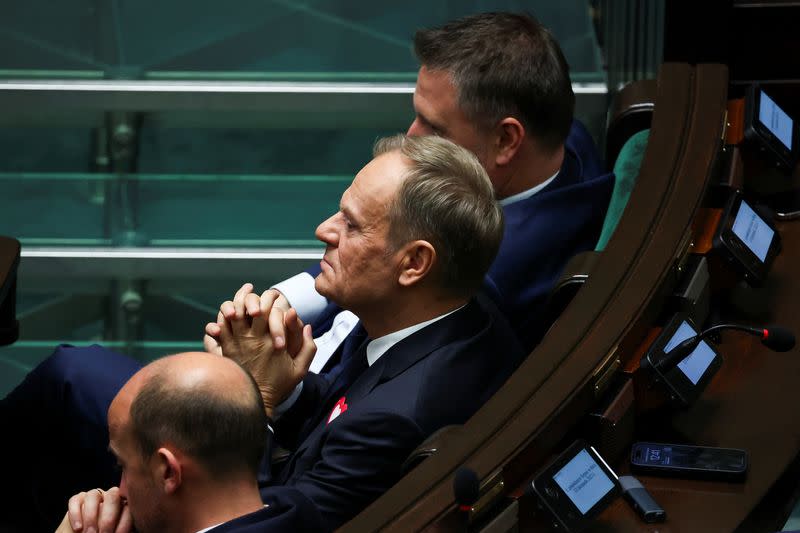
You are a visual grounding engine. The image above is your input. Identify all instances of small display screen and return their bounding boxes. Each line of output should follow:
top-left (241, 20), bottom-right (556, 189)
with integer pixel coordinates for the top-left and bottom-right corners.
top-left (731, 201), bottom-right (774, 262)
top-left (759, 90), bottom-right (793, 150)
top-left (664, 321), bottom-right (716, 385)
top-left (553, 449), bottom-right (615, 514)
top-left (638, 444), bottom-right (746, 470)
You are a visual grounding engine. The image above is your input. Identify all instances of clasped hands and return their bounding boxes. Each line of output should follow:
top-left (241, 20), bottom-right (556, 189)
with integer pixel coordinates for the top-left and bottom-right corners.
top-left (57, 487), bottom-right (129, 533)
top-left (204, 283), bottom-right (316, 418)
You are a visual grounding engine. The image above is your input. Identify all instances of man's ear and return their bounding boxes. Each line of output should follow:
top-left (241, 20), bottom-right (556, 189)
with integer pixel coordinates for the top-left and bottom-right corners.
top-left (397, 240), bottom-right (436, 287)
top-left (493, 117), bottom-right (525, 167)
top-left (154, 447), bottom-right (182, 495)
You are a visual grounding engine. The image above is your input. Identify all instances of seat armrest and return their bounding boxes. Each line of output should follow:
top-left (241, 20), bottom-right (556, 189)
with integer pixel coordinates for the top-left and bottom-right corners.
top-left (401, 425), bottom-right (462, 474)
top-left (542, 251), bottom-right (601, 337)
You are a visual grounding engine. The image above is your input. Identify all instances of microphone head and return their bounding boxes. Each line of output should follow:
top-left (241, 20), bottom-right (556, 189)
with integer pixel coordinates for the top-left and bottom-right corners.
top-left (453, 467), bottom-right (479, 508)
top-left (763, 325), bottom-right (796, 352)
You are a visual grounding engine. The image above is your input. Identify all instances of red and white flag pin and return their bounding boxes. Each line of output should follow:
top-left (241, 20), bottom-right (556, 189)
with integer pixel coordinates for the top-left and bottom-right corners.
top-left (328, 397), bottom-right (348, 424)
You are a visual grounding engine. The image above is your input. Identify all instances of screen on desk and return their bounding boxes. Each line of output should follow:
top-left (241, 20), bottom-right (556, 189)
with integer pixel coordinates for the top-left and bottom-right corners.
top-left (553, 449), bottom-right (615, 514)
top-left (665, 321), bottom-right (716, 385)
top-left (732, 200), bottom-right (774, 262)
top-left (759, 90), bottom-right (793, 150)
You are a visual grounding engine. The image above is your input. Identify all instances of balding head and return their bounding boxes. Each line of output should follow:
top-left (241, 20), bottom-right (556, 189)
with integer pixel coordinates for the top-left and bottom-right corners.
top-left (111, 352), bottom-right (268, 480)
top-left (133, 351), bottom-right (258, 404)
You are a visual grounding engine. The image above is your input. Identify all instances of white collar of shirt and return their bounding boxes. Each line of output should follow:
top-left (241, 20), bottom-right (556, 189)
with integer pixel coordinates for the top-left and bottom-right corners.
top-left (365, 305), bottom-right (465, 367)
top-left (498, 170), bottom-right (559, 207)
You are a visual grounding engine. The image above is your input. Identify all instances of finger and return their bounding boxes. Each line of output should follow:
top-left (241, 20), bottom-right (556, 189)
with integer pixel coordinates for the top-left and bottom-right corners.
top-left (293, 324), bottom-right (317, 377)
top-left (223, 300), bottom-right (249, 337)
top-left (284, 308), bottom-right (305, 357)
top-left (80, 489), bottom-right (104, 532)
top-left (205, 321), bottom-right (221, 337)
top-left (220, 300), bottom-right (236, 320)
top-left (68, 492), bottom-right (87, 531)
top-left (246, 293), bottom-right (268, 337)
top-left (203, 334), bottom-right (222, 355)
top-left (260, 290), bottom-right (284, 348)
top-left (259, 289), bottom-right (280, 315)
top-left (268, 306), bottom-right (287, 351)
top-left (218, 316), bottom-right (234, 353)
top-left (115, 505), bottom-right (133, 533)
top-left (244, 292), bottom-right (263, 318)
top-left (98, 487), bottom-right (123, 533)
top-left (233, 282), bottom-right (254, 303)
top-left (56, 512), bottom-right (74, 533)
top-left (252, 289), bottom-right (281, 339)
top-left (273, 290), bottom-right (291, 313)
top-left (261, 288), bottom-right (288, 312)
top-left (233, 283), bottom-right (253, 320)
top-left (217, 314), bottom-right (233, 342)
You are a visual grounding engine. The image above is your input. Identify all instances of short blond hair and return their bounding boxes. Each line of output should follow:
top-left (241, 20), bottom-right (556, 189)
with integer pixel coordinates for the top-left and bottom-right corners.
top-left (374, 134), bottom-right (503, 295)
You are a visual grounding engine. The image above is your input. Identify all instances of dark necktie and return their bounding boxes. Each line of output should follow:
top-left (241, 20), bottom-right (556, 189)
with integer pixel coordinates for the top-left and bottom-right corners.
top-left (311, 327), bottom-right (370, 432)
top-left (327, 327), bottom-right (369, 396)
top-left (323, 322), bottom-right (367, 384)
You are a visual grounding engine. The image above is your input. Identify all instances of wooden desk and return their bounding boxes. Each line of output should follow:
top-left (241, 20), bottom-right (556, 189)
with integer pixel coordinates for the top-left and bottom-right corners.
top-left (594, 223), bottom-right (800, 532)
top-left (342, 62), bottom-right (732, 533)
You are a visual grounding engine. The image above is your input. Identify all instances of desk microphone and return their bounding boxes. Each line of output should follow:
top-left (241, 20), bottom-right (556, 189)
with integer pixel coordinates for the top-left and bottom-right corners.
top-left (655, 323), bottom-right (795, 373)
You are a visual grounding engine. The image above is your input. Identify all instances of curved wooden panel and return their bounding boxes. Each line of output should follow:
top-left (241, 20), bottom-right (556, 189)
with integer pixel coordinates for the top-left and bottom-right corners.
top-left (340, 64), bottom-right (728, 532)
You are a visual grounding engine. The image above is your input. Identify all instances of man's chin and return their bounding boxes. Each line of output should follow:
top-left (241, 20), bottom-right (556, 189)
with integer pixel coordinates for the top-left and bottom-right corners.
top-left (314, 276), bottom-right (332, 299)
top-left (314, 278), bottom-right (348, 310)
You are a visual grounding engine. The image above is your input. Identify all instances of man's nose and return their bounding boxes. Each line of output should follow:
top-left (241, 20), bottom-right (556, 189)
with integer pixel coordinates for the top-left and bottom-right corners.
top-left (315, 214), bottom-right (339, 246)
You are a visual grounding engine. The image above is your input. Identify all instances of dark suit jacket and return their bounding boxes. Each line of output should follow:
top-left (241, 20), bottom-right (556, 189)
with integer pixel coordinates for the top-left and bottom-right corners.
top-left (486, 119), bottom-right (614, 349)
top-left (307, 120), bottom-right (614, 351)
top-left (261, 299), bottom-right (525, 531)
top-left (211, 487), bottom-right (322, 532)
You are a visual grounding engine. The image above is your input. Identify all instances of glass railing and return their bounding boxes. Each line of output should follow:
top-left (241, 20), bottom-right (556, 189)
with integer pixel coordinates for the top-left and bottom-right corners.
top-left (0, 0), bottom-right (608, 396)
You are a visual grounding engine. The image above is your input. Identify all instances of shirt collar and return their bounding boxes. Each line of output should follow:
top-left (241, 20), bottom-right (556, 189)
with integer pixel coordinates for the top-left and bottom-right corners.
top-left (499, 170), bottom-right (559, 207)
top-left (365, 305), bottom-right (465, 367)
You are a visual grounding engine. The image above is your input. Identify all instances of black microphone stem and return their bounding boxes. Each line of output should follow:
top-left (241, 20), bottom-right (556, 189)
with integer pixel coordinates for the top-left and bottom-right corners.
top-left (655, 324), bottom-right (765, 373)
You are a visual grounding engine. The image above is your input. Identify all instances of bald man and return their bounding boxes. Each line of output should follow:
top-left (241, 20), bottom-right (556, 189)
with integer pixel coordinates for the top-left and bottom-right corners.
top-left (56, 352), bottom-right (321, 533)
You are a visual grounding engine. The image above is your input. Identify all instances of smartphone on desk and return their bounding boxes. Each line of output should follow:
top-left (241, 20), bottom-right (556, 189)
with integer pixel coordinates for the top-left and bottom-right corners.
top-left (630, 442), bottom-right (748, 482)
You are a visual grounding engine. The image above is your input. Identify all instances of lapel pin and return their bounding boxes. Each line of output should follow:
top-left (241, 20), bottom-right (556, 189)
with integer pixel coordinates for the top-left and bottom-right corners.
top-left (328, 397), bottom-right (348, 424)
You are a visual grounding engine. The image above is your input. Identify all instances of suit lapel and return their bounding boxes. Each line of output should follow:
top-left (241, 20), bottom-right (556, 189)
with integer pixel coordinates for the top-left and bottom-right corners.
top-left (378, 301), bottom-right (487, 382)
top-left (280, 300), bottom-right (489, 481)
